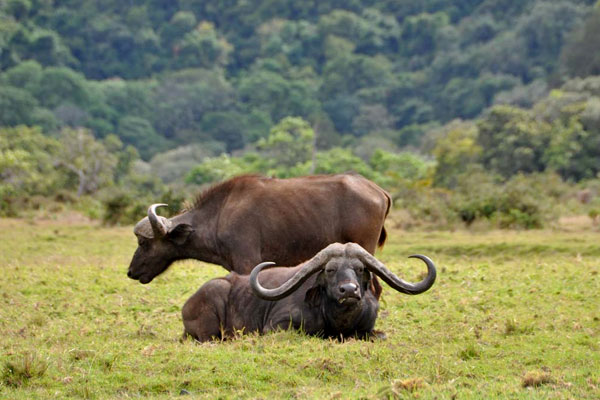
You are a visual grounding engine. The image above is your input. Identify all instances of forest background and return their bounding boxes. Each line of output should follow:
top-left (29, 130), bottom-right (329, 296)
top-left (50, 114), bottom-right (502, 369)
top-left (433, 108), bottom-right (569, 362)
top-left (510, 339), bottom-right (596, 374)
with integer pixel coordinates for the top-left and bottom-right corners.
top-left (2, 0), bottom-right (600, 230)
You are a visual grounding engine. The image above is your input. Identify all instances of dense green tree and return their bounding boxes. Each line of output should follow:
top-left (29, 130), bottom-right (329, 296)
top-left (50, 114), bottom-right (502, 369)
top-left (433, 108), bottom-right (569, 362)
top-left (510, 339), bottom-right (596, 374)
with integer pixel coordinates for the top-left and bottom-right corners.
top-left (26, 29), bottom-right (76, 66)
top-left (171, 22), bottom-right (232, 70)
top-left (320, 53), bottom-right (394, 99)
top-left (561, 3), bottom-right (600, 77)
top-left (322, 95), bottom-right (360, 134)
top-left (201, 111), bottom-right (246, 152)
top-left (352, 104), bottom-right (396, 136)
top-left (149, 144), bottom-right (219, 184)
top-left (477, 105), bottom-right (550, 178)
top-left (0, 125), bottom-right (60, 195)
top-left (318, 9), bottom-right (400, 55)
top-left (185, 153), bottom-right (259, 186)
top-left (238, 68), bottom-right (318, 122)
top-left (400, 11), bottom-right (449, 61)
top-left (160, 10), bottom-right (197, 48)
top-left (4, 0), bottom-right (32, 21)
top-left (152, 68), bottom-right (234, 142)
top-left (34, 67), bottom-right (90, 109)
top-left (104, 134), bottom-right (140, 183)
top-left (542, 99), bottom-right (600, 181)
top-left (1, 60), bottom-right (43, 92)
top-left (515, 2), bottom-right (584, 74)
top-left (314, 147), bottom-right (373, 178)
top-left (0, 86), bottom-right (38, 126)
top-left (430, 120), bottom-right (481, 188)
top-left (257, 19), bottom-right (321, 66)
top-left (370, 149), bottom-right (432, 182)
top-left (117, 116), bottom-right (170, 160)
top-left (258, 116), bottom-right (315, 172)
top-left (98, 79), bottom-right (155, 124)
top-left (55, 128), bottom-right (118, 196)
top-left (1, 0), bottom-right (599, 194)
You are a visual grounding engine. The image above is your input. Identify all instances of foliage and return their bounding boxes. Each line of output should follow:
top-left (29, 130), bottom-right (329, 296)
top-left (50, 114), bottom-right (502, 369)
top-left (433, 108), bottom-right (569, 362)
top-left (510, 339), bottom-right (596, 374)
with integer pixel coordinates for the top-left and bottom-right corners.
top-left (1, 0), bottom-right (600, 225)
top-left (148, 144), bottom-right (221, 184)
top-left (315, 147), bottom-right (373, 177)
top-left (0, 125), bottom-right (59, 194)
top-left (430, 120), bottom-right (481, 188)
top-left (55, 128), bottom-right (118, 196)
top-left (257, 116), bottom-right (314, 173)
top-left (561, 3), bottom-right (600, 77)
top-left (477, 105), bottom-right (550, 178)
top-left (0, 126), bottom-right (60, 215)
top-left (101, 187), bottom-right (185, 226)
top-left (1, 0), bottom-right (595, 159)
top-left (185, 153), bottom-right (260, 186)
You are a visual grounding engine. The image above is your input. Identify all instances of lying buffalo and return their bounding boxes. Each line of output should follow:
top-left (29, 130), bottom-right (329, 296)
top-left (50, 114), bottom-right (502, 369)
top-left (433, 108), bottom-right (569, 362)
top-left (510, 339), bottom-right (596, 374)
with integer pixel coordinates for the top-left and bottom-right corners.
top-left (127, 174), bottom-right (391, 286)
top-left (182, 242), bottom-right (436, 341)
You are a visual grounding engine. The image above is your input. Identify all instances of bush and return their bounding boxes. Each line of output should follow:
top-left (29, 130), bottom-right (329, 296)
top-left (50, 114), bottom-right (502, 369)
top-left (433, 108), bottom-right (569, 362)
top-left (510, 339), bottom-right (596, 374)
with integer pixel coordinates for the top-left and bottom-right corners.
top-left (102, 188), bottom-right (186, 226)
top-left (102, 191), bottom-right (133, 226)
top-left (447, 172), bottom-right (569, 229)
top-left (0, 185), bottom-right (19, 217)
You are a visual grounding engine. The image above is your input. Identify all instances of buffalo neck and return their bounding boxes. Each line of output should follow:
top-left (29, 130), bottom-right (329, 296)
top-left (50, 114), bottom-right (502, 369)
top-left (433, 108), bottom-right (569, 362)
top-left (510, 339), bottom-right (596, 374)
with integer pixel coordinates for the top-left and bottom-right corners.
top-left (172, 207), bottom-right (223, 267)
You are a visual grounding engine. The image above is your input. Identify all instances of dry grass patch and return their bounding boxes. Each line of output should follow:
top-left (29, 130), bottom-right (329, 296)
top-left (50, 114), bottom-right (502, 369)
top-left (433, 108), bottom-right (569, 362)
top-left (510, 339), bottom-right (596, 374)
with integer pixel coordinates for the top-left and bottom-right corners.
top-left (522, 370), bottom-right (554, 388)
top-left (393, 377), bottom-right (426, 392)
top-left (377, 377), bottom-right (426, 398)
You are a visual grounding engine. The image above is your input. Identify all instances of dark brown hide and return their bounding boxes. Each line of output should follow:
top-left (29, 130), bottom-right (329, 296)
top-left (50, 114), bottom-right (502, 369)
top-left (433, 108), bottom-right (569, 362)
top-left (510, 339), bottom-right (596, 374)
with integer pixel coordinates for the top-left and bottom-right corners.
top-left (181, 243), bottom-right (436, 342)
top-left (127, 174), bottom-right (391, 287)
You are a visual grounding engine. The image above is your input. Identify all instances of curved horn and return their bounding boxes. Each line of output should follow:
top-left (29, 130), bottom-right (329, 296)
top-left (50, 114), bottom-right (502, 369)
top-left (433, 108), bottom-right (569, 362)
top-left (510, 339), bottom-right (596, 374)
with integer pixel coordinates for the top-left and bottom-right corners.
top-left (358, 250), bottom-right (436, 295)
top-left (148, 203), bottom-right (168, 238)
top-left (250, 243), bottom-right (344, 301)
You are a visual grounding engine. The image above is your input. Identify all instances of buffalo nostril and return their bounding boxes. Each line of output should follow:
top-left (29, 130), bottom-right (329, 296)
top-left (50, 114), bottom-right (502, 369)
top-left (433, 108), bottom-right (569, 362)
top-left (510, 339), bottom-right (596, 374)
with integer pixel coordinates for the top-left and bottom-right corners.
top-left (127, 270), bottom-right (133, 278)
top-left (339, 283), bottom-right (358, 294)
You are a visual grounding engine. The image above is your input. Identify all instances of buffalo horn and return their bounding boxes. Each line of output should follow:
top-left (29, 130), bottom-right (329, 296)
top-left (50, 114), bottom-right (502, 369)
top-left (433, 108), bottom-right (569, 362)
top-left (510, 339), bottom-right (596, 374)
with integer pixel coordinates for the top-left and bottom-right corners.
top-left (250, 243), bottom-right (344, 301)
top-left (357, 248), bottom-right (436, 295)
top-left (148, 203), bottom-right (169, 238)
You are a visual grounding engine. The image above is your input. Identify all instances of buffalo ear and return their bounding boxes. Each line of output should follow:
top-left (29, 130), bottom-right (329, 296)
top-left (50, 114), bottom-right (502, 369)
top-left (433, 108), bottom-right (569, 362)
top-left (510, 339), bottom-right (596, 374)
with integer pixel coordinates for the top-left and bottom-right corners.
top-left (369, 273), bottom-right (383, 300)
top-left (166, 224), bottom-right (194, 245)
top-left (304, 272), bottom-right (324, 307)
top-left (362, 270), bottom-right (381, 298)
top-left (304, 285), bottom-right (322, 308)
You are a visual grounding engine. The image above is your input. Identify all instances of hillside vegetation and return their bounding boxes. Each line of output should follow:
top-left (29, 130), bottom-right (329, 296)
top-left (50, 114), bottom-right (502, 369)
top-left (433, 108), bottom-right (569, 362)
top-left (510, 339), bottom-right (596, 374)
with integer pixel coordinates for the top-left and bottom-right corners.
top-left (2, 0), bottom-right (600, 227)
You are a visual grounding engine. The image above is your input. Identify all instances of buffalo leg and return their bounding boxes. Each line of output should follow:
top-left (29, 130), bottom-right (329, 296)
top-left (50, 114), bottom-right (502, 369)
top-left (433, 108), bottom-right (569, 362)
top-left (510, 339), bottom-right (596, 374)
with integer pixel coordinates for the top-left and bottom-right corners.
top-left (182, 278), bottom-right (231, 342)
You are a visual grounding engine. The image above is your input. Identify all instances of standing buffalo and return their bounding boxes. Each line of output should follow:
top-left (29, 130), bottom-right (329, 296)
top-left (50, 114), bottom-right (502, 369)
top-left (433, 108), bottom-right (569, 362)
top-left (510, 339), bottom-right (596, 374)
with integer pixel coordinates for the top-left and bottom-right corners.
top-left (127, 174), bottom-right (391, 286)
top-left (182, 242), bottom-right (436, 341)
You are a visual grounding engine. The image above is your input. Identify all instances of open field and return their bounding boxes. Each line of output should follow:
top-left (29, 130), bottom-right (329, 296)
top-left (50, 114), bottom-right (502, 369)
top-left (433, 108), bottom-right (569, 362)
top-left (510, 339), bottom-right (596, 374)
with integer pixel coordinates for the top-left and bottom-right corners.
top-left (0, 218), bottom-right (599, 399)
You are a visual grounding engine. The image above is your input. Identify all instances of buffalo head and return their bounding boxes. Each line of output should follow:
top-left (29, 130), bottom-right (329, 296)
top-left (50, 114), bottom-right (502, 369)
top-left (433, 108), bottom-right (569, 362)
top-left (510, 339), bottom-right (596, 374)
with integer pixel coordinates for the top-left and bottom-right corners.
top-left (127, 204), bottom-right (194, 284)
top-left (250, 242), bottom-right (436, 307)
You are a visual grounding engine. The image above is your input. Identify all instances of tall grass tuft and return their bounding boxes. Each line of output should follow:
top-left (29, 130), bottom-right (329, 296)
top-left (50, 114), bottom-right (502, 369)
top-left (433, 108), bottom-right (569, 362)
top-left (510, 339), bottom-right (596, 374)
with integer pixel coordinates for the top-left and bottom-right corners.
top-left (1, 352), bottom-right (48, 387)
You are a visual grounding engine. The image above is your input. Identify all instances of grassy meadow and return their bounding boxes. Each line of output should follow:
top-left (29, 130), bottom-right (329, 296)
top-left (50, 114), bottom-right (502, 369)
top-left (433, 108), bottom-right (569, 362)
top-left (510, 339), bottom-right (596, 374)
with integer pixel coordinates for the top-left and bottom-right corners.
top-left (0, 216), bottom-right (599, 399)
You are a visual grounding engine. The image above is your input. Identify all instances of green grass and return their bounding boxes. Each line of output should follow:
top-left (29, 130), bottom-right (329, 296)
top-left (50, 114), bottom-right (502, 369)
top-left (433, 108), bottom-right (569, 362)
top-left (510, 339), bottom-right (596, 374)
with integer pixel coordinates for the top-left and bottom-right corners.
top-left (0, 218), bottom-right (599, 399)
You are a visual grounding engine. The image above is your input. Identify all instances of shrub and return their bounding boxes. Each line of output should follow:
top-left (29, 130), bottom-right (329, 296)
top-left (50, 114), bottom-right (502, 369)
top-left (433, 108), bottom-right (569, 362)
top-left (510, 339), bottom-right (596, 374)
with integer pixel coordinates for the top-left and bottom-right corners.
top-left (447, 172), bottom-right (568, 229)
top-left (102, 190), bottom-right (132, 226)
top-left (101, 188), bottom-right (186, 226)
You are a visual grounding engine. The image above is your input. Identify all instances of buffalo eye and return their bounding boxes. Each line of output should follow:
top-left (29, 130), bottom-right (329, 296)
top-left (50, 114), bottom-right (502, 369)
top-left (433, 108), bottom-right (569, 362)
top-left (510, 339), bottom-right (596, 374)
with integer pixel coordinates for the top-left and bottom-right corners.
top-left (325, 267), bottom-right (336, 275)
top-left (354, 264), bottom-right (364, 274)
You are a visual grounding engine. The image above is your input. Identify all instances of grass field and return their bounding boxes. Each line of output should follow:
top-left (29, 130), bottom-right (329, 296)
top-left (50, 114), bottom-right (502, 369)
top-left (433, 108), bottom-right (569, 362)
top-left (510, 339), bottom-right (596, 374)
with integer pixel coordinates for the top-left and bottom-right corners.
top-left (0, 217), bottom-right (599, 399)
